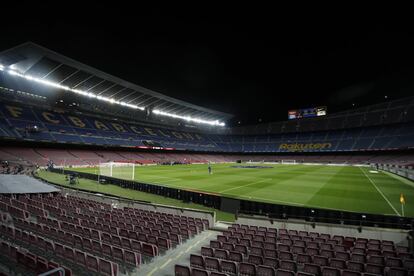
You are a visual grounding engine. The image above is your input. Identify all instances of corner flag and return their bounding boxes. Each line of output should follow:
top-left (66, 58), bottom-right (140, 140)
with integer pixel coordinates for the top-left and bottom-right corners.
top-left (400, 193), bottom-right (406, 205)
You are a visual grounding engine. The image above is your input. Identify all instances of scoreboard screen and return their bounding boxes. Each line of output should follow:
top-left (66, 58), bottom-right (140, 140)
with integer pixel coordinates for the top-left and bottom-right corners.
top-left (288, 106), bottom-right (327, 120)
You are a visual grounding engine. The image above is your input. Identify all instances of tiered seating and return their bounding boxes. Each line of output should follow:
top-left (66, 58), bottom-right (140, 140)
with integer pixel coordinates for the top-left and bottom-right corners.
top-left (1, 99), bottom-right (414, 152)
top-left (0, 193), bottom-right (209, 275)
top-left (0, 238), bottom-right (73, 276)
top-left (177, 224), bottom-right (414, 276)
top-left (2, 146), bottom-right (414, 168)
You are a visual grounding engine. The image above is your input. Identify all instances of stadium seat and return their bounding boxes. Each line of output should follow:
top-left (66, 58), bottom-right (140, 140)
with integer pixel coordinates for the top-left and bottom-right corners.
top-left (239, 262), bottom-right (256, 276)
top-left (256, 265), bottom-right (275, 276)
top-left (86, 254), bottom-right (99, 272)
top-left (201, 247), bottom-right (214, 257)
top-left (175, 264), bottom-right (191, 276)
top-left (322, 266), bottom-right (341, 276)
top-left (304, 263), bottom-right (321, 275)
top-left (190, 254), bottom-right (205, 269)
top-left (191, 268), bottom-right (209, 276)
top-left (204, 257), bottom-right (220, 271)
top-left (220, 260), bottom-right (237, 274)
top-left (279, 260), bottom-right (296, 272)
top-left (276, 269), bottom-right (295, 276)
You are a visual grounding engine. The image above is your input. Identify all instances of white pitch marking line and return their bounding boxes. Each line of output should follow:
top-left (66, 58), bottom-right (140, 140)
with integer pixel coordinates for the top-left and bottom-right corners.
top-left (220, 178), bottom-right (271, 193)
top-left (159, 258), bottom-right (173, 269)
top-left (174, 251), bottom-right (184, 260)
top-left (147, 266), bottom-right (158, 276)
top-left (185, 244), bottom-right (195, 253)
top-left (359, 167), bottom-right (401, 216)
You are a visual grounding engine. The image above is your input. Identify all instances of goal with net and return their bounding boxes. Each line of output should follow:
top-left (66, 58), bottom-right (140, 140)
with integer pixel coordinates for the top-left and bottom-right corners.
top-left (99, 162), bottom-right (135, 180)
top-left (280, 160), bottom-right (297, 165)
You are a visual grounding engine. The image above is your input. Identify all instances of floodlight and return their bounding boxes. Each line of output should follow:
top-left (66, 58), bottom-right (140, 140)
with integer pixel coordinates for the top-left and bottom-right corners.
top-left (152, 109), bottom-right (225, 127)
top-left (0, 64), bottom-right (145, 111)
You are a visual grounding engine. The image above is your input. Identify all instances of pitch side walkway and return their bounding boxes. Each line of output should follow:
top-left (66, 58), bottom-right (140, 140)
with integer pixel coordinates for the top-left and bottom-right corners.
top-left (135, 229), bottom-right (218, 276)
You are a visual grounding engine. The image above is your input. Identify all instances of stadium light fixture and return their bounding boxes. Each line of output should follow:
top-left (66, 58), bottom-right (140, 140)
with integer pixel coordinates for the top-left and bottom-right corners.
top-left (152, 109), bottom-right (226, 126)
top-left (0, 63), bottom-right (145, 111)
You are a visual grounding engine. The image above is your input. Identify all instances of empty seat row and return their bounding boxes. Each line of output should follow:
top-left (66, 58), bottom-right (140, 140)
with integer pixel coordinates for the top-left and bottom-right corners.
top-left (0, 239), bottom-right (73, 276)
top-left (14, 216), bottom-right (160, 257)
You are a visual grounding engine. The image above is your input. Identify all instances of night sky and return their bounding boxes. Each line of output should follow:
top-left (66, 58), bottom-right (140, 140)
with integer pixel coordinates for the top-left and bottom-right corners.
top-left (1, 7), bottom-right (413, 126)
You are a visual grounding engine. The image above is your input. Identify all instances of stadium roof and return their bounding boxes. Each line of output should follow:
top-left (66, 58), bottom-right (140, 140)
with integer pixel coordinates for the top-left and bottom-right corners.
top-left (0, 42), bottom-right (232, 125)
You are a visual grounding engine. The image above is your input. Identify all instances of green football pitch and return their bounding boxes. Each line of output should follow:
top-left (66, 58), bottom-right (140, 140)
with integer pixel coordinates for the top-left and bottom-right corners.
top-left (73, 163), bottom-right (414, 217)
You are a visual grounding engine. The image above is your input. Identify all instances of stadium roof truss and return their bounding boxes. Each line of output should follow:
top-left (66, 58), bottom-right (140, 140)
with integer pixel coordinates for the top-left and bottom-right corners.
top-left (0, 42), bottom-right (232, 126)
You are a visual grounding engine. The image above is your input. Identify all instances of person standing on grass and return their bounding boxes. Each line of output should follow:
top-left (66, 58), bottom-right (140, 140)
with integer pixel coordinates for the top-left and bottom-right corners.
top-left (208, 161), bottom-right (212, 175)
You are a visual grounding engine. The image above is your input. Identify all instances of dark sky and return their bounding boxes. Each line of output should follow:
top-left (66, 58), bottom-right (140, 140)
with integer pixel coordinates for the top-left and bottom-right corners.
top-left (1, 6), bottom-right (414, 125)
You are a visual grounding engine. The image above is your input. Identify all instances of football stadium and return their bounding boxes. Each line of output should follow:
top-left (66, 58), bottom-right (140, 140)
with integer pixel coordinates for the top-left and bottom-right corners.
top-left (1, 33), bottom-right (414, 275)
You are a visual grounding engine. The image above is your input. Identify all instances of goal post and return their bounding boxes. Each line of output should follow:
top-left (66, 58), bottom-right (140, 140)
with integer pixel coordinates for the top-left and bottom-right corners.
top-left (281, 160), bottom-right (297, 165)
top-left (99, 162), bottom-right (135, 180)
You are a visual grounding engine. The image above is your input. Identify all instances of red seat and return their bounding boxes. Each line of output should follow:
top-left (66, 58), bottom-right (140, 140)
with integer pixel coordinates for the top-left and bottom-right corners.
top-left (263, 257), bottom-right (278, 268)
top-left (297, 254), bottom-right (312, 264)
top-left (190, 254), bottom-right (205, 269)
top-left (74, 249), bottom-right (86, 267)
top-left (385, 267), bottom-right (408, 276)
top-left (229, 251), bottom-right (243, 262)
top-left (368, 255), bottom-right (385, 266)
top-left (99, 258), bottom-right (117, 276)
top-left (347, 261), bottom-right (364, 272)
top-left (86, 254), bottom-right (99, 272)
top-left (264, 249), bottom-right (277, 259)
top-left (142, 243), bottom-right (158, 257)
top-left (276, 269), bottom-right (295, 276)
top-left (112, 246), bottom-right (124, 262)
top-left (239, 262), bottom-right (256, 276)
top-left (201, 247), bottom-right (214, 257)
top-left (322, 266), bottom-right (341, 276)
top-left (330, 258), bottom-right (346, 269)
top-left (279, 260), bottom-right (296, 272)
top-left (63, 246), bottom-right (75, 262)
top-left (250, 245), bottom-right (263, 256)
top-left (222, 243), bottom-right (234, 251)
top-left (205, 257), bottom-right (220, 271)
top-left (341, 270), bottom-right (362, 276)
top-left (221, 260), bottom-right (237, 275)
top-left (278, 251), bottom-right (293, 261)
top-left (175, 264), bottom-right (190, 276)
top-left (191, 268), bottom-right (209, 276)
top-left (351, 253), bottom-right (366, 263)
top-left (124, 250), bottom-right (141, 267)
top-left (102, 243), bottom-right (112, 257)
top-left (36, 256), bottom-right (49, 274)
top-left (256, 265), bottom-right (275, 276)
top-left (304, 263), bottom-right (321, 275)
top-left (365, 263), bottom-right (384, 275)
top-left (248, 254), bottom-right (263, 265)
top-left (214, 249), bottom-right (228, 260)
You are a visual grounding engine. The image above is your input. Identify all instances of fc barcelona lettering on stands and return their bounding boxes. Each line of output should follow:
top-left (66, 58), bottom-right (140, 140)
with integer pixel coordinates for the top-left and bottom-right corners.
top-left (2, 104), bottom-right (204, 141)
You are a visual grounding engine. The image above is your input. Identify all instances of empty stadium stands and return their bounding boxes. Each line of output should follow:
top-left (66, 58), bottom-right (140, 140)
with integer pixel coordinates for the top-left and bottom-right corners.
top-left (1, 146), bottom-right (413, 169)
top-left (0, 99), bottom-right (414, 153)
top-left (0, 192), bottom-right (210, 275)
top-left (176, 223), bottom-right (414, 276)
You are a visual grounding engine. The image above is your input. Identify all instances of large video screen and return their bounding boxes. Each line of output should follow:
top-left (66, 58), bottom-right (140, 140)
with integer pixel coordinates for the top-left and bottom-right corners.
top-left (288, 106), bottom-right (327, 120)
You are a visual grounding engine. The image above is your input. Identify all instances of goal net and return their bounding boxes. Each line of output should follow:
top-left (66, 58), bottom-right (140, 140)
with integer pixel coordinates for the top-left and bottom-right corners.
top-left (99, 162), bottom-right (135, 180)
top-left (281, 160), bottom-right (297, 164)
